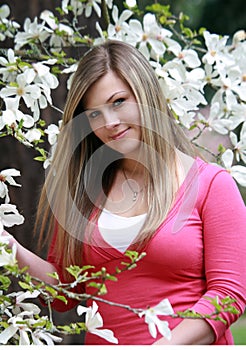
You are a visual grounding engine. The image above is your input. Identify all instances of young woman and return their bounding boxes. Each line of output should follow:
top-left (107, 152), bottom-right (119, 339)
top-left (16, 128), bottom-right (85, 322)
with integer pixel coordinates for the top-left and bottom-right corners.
top-left (5, 40), bottom-right (246, 345)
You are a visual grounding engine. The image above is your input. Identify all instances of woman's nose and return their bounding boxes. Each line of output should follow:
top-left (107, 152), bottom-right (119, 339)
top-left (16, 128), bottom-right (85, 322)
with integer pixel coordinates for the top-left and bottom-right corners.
top-left (104, 111), bottom-right (120, 129)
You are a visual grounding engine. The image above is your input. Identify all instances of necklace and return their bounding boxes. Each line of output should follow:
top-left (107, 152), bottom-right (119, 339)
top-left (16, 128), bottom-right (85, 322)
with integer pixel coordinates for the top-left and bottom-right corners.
top-left (122, 168), bottom-right (143, 202)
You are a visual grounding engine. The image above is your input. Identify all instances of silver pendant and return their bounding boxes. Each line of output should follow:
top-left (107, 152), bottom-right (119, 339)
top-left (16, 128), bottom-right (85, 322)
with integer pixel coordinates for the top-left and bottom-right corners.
top-left (133, 192), bottom-right (137, 201)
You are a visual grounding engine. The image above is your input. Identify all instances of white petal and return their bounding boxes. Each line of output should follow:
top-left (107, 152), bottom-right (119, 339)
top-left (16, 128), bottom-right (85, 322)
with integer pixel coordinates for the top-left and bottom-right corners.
top-left (0, 325), bottom-right (17, 344)
top-left (148, 321), bottom-right (157, 338)
top-left (119, 9), bottom-right (132, 24)
top-left (112, 5), bottom-right (119, 23)
top-left (91, 301), bottom-right (99, 317)
top-left (34, 331), bottom-right (62, 345)
top-left (222, 149), bottom-right (234, 168)
top-left (93, 2), bottom-right (101, 18)
top-left (231, 165), bottom-right (246, 187)
top-left (16, 290), bottom-right (40, 303)
top-left (18, 302), bottom-right (40, 314)
top-left (152, 298), bottom-right (174, 316)
top-left (148, 38), bottom-right (165, 55)
top-left (229, 132), bottom-right (238, 146)
top-left (1, 169), bottom-right (20, 178)
top-left (19, 329), bottom-right (30, 345)
top-left (156, 319), bottom-right (172, 341)
top-left (88, 311), bottom-right (103, 330)
top-left (129, 19), bottom-right (143, 36)
top-left (91, 328), bottom-right (118, 344)
top-left (77, 304), bottom-right (89, 316)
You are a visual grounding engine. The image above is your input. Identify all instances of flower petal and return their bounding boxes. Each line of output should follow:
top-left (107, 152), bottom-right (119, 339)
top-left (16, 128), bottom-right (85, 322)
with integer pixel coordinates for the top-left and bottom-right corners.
top-left (91, 328), bottom-right (118, 344)
top-left (0, 325), bottom-right (17, 344)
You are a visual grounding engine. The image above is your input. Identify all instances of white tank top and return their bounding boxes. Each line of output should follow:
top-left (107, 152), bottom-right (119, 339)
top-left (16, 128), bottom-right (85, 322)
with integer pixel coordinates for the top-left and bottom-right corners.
top-left (98, 208), bottom-right (147, 252)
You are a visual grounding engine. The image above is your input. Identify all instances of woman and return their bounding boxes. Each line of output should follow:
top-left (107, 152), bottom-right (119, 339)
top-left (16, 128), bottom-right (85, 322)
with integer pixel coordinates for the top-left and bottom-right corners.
top-left (5, 40), bottom-right (246, 345)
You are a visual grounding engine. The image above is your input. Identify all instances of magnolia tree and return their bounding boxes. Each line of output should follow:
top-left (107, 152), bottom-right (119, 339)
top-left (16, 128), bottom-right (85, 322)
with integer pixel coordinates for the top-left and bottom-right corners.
top-left (0, 0), bottom-right (245, 345)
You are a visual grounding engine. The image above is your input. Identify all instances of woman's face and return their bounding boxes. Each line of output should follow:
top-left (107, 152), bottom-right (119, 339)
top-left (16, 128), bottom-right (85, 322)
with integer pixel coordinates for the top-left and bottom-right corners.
top-left (83, 70), bottom-right (142, 157)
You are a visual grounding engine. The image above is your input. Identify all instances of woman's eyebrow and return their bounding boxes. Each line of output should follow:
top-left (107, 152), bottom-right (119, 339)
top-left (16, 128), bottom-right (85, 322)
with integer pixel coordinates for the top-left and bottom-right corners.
top-left (85, 90), bottom-right (127, 111)
top-left (105, 90), bottom-right (126, 103)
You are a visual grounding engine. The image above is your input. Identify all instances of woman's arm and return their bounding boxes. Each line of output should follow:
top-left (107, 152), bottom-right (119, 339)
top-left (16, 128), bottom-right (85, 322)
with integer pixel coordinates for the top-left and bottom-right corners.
top-left (3, 230), bottom-right (58, 285)
top-left (154, 319), bottom-right (215, 345)
top-left (156, 169), bottom-right (246, 345)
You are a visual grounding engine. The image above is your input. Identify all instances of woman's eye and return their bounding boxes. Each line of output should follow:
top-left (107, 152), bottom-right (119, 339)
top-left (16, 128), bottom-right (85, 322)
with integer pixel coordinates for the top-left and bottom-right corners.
top-left (113, 98), bottom-right (125, 107)
top-left (88, 110), bottom-right (101, 119)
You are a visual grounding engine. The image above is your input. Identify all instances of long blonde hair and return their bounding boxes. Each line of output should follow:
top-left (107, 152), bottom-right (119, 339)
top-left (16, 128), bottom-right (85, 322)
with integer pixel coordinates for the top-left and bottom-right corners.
top-left (37, 40), bottom-right (198, 277)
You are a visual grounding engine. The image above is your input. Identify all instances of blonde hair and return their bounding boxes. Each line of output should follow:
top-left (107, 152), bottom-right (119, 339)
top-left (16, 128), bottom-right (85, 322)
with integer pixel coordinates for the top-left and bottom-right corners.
top-left (37, 40), bottom-right (198, 278)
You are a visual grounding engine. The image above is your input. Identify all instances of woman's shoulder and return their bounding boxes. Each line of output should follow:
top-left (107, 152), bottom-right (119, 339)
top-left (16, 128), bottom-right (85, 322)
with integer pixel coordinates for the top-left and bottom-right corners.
top-left (193, 157), bottom-right (244, 206)
top-left (195, 156), bottom-right (231, 182)
top-left (177, 151), bottom-right (227, 186)
top-left (178, 152), bottom-right (238, 200)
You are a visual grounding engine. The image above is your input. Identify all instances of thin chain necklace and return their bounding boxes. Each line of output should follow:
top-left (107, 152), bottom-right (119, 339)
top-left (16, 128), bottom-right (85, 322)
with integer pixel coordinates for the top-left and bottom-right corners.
top-left (122, 168), bottom-right (144, 202)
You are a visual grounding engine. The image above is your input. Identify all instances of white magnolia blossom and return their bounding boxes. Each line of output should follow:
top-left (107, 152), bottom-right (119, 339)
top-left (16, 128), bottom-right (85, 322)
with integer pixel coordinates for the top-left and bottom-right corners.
top-left (0, 311), bottom-right (32, 345)
top-left (139, 298), bottom-right (174, 340)
top-left (230, 123), bottom-right (246, 163)
top-left (107, 5), bottom-right (132, 40)
top-left (0, 4), bottom-right (20, 41)
top-left (9, 290), bottom-right (41, 315)
top-left (0, 71), bottom-right (41, 111)
top-left (0, 311), bottom-right (61, 345)
top-left (61, 63), bottom-right (78, 89)
top-left (40, 10), bottom-right (74, 50)
top-left (31, 329), bottom-right (63, 345)
top-left (77, 301), bottom-right (118, 344)
top-left (61, 0), bottom-right (113, 17)
top-left (126, 0), bottom-right (136, 7)
top-left (0, 242), bottom-right (17, 267)
top-left (127, 13), bottom-right (168, 59)
top-left (0, 204), bottom-right (24, 233)
top-left (0, 60), bottom-right (58, 122)
top-left (222, 149), bottom-right (246, 187)
top-left (0, 4), bottom-right (10, 20)
top-left (203, 102), bottom-right (233, 135)
top-left (202, 31), bottom-right (234, 68)
top-left (32, 60), bottom-right (59, 89)
top-left (0, 49), bottom-right (18, 82)
top-left (84, 0), bottom-right (102, 18)
top-left (212, 67), bottom-right (246, 109)
top-left (45, 121), bottom-right (62, 145)
top-left (167, 40), bottom-right (201, 69)
top-left (62, 0), bottom-right (83, 16)
top-left (43, 143), bottom-right (57, 169)
top-left (14, 17), bottom-right (51, 50)
top-left (105, 0), bottom-right (113, 8)
top-left (0, 168), bottom-right (21, 203)
top-left (0, 290), bottom-right (63, 345)
top-left (23, 128), bottom-right (42, 143)
top-left (0, 97), bottom-right (34, 131)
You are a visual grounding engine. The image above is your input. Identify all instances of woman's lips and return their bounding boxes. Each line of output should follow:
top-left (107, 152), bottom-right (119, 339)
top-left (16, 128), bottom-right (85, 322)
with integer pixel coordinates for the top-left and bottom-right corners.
top-left (110, 127), bottom-right (130, 140)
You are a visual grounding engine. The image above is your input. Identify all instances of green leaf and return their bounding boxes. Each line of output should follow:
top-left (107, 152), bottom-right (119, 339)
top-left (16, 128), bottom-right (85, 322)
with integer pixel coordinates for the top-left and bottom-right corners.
top-left (47, 271), bottom-right (60, 280)
top-left (18, 281), bottom-right (33, 291)
top-left (45, 286), bottom-right (57, 297)
top-left (55, 295), bottom-right (68, 304)
top-left (99, 284), bottom-right (107, 295)
top-left (0, 275), bottom-right (11, 290)
top-left (66, 264), bottom-right (94, 279)
top-left (34, 156), bottom-right (46, 162)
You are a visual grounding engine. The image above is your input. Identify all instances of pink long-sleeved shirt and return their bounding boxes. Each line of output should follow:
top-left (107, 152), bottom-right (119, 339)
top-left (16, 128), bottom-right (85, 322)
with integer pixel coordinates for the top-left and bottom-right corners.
top-left (48, 158), bottom-right (246, 345)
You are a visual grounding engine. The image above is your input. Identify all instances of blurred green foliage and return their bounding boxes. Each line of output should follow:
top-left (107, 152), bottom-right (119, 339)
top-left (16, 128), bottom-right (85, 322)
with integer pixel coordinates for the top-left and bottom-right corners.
top-left (119, 0), bottom-right (246, 35)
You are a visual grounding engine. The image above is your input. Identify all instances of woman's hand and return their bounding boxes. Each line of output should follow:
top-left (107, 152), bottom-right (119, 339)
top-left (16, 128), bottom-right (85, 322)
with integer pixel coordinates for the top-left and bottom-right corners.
top-left (1, 230), bottom-right (17, 248)
top-left (152, 319), bottom-right (215, 345)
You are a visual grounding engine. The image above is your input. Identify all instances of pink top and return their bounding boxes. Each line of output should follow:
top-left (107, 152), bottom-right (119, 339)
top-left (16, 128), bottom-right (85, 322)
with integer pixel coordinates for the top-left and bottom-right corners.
top-left (48, 158), bottom-right (246, 345)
